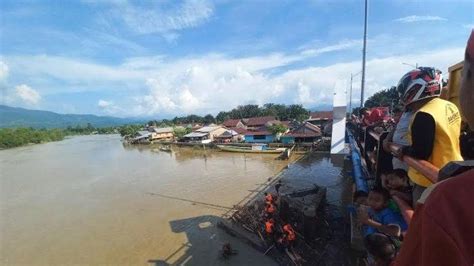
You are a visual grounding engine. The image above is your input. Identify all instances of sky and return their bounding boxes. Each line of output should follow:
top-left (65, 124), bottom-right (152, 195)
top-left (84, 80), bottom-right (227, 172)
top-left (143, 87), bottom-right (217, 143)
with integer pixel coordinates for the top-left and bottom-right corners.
top-left (0, 0), bottom-right (472, 118)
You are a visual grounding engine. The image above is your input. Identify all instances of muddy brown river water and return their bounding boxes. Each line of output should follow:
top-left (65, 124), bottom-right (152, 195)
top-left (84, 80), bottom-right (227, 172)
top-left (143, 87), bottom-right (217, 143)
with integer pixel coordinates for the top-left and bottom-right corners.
top-left (0, 135), bottom-right (349, 265)
top-left (0, 135), bottom-right (293, 265)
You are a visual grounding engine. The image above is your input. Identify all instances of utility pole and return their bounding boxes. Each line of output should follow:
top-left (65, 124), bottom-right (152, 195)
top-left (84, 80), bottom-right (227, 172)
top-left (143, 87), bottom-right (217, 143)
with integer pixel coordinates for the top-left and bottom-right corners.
top-left (350, 73), bottom-right (353, 113)
top-left (360, 0), bottom-right (368, 108)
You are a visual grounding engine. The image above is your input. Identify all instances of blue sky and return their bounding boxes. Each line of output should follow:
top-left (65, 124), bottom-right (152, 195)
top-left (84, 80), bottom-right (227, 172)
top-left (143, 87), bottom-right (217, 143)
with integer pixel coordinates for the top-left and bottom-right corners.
top-left (0, 0), bottom-right (472, 118)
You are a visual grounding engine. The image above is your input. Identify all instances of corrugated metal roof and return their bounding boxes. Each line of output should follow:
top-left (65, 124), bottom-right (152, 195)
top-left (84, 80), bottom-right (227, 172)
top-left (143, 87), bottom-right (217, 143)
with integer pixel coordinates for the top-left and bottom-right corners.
top-left (151, 127), bottom-right (174, 133)
top-left (196, 126), bottom-right (222, 133)
top-left (183, 132), bottom-right (208, 138)
top-left (245, 116), bottom-right (276, 126)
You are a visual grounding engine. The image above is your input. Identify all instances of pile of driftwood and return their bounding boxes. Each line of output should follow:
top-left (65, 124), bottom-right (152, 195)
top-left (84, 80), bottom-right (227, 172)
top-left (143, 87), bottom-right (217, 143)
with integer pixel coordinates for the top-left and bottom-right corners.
top-left (229, 197), bottom-right (326, 265)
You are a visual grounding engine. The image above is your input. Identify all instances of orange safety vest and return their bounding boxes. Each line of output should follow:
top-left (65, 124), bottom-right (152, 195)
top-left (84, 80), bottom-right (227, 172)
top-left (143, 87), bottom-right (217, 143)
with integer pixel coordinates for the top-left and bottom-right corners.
top-left (265, 203), bottom-right (275, 214)
top-left (265, 193), bottom-right (273, 203)
top-left (265, 221), bottom-right (274, 234)
top-left (283, 224), bottom-right (296, 241)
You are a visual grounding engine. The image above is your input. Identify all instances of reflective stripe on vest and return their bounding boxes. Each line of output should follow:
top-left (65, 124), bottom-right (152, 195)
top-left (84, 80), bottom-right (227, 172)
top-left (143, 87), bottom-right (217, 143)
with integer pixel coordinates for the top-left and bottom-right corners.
top-left (407, 98), bottom-right (463, 187)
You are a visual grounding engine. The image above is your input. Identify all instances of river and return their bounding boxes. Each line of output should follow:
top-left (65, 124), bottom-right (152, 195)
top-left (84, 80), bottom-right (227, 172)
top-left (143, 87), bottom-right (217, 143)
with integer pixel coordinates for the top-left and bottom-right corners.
top-left (0, 135), bottom-right (349, 265)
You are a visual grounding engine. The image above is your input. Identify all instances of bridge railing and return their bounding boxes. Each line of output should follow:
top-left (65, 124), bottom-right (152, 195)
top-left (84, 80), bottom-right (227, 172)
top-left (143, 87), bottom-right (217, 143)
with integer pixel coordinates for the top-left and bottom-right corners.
top-left (353, 124), bottom-right (440, 224)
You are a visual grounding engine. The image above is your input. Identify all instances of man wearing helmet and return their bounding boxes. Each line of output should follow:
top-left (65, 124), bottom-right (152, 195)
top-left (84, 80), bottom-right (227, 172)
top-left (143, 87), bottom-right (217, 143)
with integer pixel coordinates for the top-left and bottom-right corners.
top-left (394, 30), bottom-right (474, 266)
top-left (393, 67), bottom-right (463, 204)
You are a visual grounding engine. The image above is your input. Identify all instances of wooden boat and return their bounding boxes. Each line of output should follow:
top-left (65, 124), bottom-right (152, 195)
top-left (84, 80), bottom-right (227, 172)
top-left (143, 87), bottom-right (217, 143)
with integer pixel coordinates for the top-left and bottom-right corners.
top-left (216, 145), bottom-right (285, 154)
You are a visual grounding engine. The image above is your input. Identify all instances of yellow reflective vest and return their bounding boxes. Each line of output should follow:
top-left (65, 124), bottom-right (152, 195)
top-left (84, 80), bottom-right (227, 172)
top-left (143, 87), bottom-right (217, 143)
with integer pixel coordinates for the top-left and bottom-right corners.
top-left (407, 98), bottom-right (463, 187)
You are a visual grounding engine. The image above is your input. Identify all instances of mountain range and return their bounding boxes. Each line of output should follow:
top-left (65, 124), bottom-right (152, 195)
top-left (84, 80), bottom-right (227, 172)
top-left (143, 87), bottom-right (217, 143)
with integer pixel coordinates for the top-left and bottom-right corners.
top-left (0, 105), bottom-right (140, 128)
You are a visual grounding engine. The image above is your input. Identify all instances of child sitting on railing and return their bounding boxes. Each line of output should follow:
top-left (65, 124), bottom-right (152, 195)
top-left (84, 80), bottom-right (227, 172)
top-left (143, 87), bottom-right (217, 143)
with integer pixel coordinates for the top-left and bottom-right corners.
top-left (357, 187), bottom-right (408, 237)
top-left (384, 169), bottom-right (412, 206)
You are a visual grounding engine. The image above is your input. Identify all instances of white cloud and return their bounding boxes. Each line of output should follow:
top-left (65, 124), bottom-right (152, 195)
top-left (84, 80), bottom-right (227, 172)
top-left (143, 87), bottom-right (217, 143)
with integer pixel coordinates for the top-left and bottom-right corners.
top-left (394, 15), bottom-right (447, 23)
top-left (4, 45), bottom-right (464, 117)
top-left (15, 84), bottom-right (41, 105)
top-left (132, 47), bottom-right (463, 116)
top-left (0, 61), bottom-right (9, 81)
top-left (300, 39), bottom-right (362, 56)
top-left (109, 0), bottom-right (214, 35)
top-left (98, 99), bottom-right (112, 108)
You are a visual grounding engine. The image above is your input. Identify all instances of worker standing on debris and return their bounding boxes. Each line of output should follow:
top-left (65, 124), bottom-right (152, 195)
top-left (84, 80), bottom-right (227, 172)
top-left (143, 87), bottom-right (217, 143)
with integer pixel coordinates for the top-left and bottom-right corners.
top-left (264, 192), bottom-right (274, 203)
top-left (282, 223), bottom-right (296, 246)
top-left (265, 218), bottom-right (275, 236)
top-left (265, 202), bottom-right (276, 217)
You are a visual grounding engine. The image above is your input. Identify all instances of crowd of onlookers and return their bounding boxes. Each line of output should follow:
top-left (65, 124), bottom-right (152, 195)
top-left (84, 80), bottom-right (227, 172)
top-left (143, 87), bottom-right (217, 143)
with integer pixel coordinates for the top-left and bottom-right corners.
top-left (350, 30), bottom-right (474, 266)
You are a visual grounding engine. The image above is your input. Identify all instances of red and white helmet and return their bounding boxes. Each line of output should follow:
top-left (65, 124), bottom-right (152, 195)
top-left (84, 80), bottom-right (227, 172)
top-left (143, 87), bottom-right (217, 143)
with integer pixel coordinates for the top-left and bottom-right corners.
top-left (396, 67), bottom-right (443, 106)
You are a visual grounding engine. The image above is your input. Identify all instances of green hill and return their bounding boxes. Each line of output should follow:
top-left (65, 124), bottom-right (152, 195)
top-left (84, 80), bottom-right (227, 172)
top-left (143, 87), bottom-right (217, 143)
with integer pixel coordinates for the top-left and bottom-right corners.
top-left (0, 105), bottom-right (139, 128)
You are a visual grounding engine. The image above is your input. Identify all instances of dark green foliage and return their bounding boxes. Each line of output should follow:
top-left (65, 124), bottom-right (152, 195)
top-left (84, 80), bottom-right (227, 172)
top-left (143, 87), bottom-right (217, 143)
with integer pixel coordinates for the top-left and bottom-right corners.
top-left (213, 103), bottom-right (310, 122)
top-left (364, 87), bottom-right (399, 108)
top-left (267, 124), bottom-right (288, 135)
top-left (0, 128), bottom-right (66, 149)
top-left (173, 127), bottom-right (192, 139)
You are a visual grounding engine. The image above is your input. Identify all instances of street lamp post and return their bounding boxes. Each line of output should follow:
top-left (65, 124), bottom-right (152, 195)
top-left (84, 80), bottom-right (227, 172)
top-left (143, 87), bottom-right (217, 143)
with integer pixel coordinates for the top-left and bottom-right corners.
top-left (360, 0), bottom-right (369, 108)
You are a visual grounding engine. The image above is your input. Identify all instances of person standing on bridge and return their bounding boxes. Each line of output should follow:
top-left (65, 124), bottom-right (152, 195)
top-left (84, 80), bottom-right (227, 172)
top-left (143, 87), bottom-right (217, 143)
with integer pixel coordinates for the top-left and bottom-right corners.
top-left (392, 67), bottom-right (463, 204)
top-left (394, 30), bottom-right (474, 266)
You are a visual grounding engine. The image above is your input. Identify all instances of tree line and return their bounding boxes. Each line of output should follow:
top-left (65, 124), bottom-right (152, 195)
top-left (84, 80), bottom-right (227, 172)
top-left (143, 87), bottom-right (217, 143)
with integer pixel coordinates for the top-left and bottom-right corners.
top-left (0, 124), bottom-right (119, 149)
top-left (147, 103), bottom-right (312, 127)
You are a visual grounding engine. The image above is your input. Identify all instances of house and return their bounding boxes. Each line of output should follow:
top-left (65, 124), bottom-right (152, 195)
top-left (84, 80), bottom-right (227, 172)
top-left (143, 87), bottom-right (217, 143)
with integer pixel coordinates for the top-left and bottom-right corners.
top-left (183, 126), bottom-right (227, 143)
top-left (222, 119), bottom-right (246, 129)
top-left (244, 116), bottom-right (277, 130)
top-left (149, 127), bottom-right (174, 142)
top-left (131, 130), bottom-right (152, 143)
top-left (306, 111), bottom-right (333, 126)
top-left (244, 129), bottom-right (275, 143)
top-left (280, 122), bottom-right (322, 144)
top-left (215, 129), bottom-right (243, 143)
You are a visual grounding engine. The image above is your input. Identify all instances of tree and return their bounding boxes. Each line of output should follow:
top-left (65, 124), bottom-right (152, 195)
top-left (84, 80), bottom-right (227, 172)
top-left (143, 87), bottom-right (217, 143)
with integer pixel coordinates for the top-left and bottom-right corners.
top-left (203, 114), bottom-right (215, 125)
top-left (268, 124), bottom-right (288, 135)
top-left (173, 127), bottom-right (191, 139)
top-left (287, 104), bottom-right (310, 121)
top-left (216, 111), bottom-right (230, 123)
top-left (364, 86), bottom-right (399, 108)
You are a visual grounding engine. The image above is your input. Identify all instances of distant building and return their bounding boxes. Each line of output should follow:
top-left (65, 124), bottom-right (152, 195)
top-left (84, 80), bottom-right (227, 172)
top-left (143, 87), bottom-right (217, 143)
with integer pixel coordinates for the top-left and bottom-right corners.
top-left (215, 129), bottom-right (243, 143)
top-left (281, 122), bottom-right (322, 144)
top-left (149, 127), bottom-right (174, 142)
top-left (183, 126), bottom-right (227, 143)
top-left (244, 116), bottom-right (277, 130)
top-left (307, 111), bottom-right (333, 136)
top-left (244, 128), bottom-right (275, 143)
top-left (132, 130), bottom-right (152, 143)
top-left (222, 119), bottom-right (246, 129)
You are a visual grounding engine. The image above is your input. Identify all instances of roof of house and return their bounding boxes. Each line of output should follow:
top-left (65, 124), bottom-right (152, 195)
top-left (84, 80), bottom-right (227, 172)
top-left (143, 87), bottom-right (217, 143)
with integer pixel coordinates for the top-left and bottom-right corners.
top-left (216, 130), bottom-right (239, 138)
top-left (222, 119), bottom-right (242, 127)
top-left (151, 127), bottom-right (174, 133)
top-left (196, 126), bottom-right (222, 133)
top-left (244, 130), bottom-right (272, 136)
top-left (183, 132), bottom-right (209, 138)
top-left (231, 127), bottom-right (247, 134)
top-left (245, 116), bottom-right (277, 126)
top-left (309, 111), bottom-right (333, 120)
top-left (284, 122), bottom-right (321, 138)
top-left (137, 130), bottom-right (151, 136)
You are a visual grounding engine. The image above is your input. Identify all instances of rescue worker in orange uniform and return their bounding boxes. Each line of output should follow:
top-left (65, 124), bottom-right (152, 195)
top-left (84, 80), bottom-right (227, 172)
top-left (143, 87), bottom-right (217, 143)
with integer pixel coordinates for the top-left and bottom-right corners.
top-left (264, 202), bottom-right (276, 218)
top-left (264, 192), bottom-right (273, 203)
top-left (282, 223), bottom-right (296, 246)
top-left (265, 218), bottom-right (275, 237)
